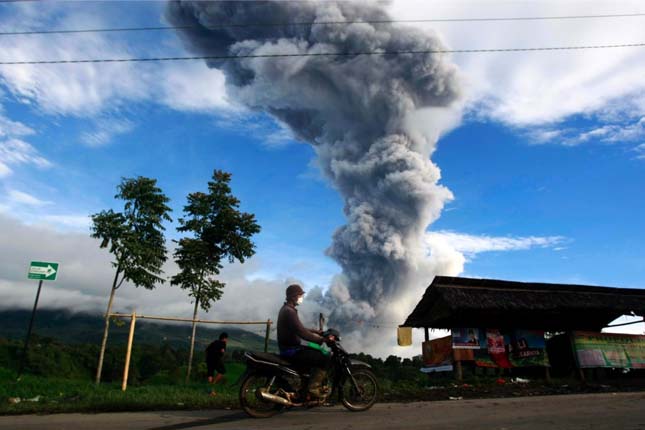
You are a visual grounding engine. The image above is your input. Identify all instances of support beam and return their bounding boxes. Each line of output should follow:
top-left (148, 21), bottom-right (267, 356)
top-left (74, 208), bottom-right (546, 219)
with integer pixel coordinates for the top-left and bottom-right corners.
top-left (122, 311), bottom-right (137, 391)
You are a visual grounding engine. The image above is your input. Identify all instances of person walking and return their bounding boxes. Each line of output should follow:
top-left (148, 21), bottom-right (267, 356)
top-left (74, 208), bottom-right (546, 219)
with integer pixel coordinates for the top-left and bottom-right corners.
top-left (205, 332), bottom-right (228, 396)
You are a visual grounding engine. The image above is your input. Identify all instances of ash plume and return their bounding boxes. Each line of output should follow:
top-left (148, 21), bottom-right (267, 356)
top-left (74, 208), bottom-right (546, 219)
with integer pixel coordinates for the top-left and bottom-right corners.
top-left (166, 1), bottom-right (463, 341)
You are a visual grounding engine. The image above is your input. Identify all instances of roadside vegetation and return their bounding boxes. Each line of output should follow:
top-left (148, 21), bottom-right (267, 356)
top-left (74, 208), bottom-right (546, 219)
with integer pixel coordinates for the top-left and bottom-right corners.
top-left (4, 335), bottom-right (642, 415)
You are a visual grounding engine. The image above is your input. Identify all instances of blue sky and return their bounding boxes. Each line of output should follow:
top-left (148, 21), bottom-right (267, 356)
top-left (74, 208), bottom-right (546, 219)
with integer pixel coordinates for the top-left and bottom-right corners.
top-left (1, 0), bottom-right (644, 349)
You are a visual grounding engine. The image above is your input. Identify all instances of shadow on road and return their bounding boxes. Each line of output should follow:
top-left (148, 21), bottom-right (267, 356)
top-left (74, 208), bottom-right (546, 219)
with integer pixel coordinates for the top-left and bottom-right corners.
top-left (148, 411), bottom-right (249, 430)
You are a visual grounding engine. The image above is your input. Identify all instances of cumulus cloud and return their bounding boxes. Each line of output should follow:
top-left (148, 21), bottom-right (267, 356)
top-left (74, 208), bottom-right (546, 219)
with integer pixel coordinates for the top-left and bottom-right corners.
top-left (388, 1), bottom-right (645, 127)
top-left (0, 113), bottom-right (35, 138)
top-left (6, 189), bottom-right (51, 207)
top-left (634, 144), bottom-right (645, 160)
top-left (0, 138), bottom-right (51, 178)
top-left (530, 115), bottom-right (645, 148)
top-left (425, 230), bottom-right (565, 257)
top-left (0, 213), bottom-right (296, 329)
top-left (158, 62), bottom-right (231, 112)
top-left (80, 117), bottom-right (136, 147)
top-left (0, 5), bottom-right (231, 118)
top-left (0, 211), bottom-right (568, 357)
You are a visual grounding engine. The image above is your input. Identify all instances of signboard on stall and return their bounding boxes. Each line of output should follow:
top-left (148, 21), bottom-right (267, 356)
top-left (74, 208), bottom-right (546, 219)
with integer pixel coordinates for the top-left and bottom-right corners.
top-left (451, 328), bottom-right (549, 368)
top-left (571, 331), bottom-right (645, 369)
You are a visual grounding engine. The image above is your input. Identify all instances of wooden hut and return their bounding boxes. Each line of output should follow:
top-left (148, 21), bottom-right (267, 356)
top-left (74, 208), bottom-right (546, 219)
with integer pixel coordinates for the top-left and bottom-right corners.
top-left (403, 276), bottom-right (645, 380)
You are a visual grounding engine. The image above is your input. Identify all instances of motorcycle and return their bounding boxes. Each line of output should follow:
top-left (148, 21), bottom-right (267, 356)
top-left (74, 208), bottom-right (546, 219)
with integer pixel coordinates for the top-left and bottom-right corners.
top-left (238, 329), bottom-right (378, 418)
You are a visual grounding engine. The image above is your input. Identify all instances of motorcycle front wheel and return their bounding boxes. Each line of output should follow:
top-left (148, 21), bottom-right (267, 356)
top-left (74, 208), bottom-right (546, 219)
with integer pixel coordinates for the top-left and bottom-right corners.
top-left (239, 372), bottom-right (285, 418)
top-left (340, 368), bottom-right (378, 412)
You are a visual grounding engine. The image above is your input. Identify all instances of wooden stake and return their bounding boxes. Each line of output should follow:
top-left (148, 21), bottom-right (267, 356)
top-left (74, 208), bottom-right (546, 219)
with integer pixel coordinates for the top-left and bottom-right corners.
top-left (264, 319), bottom-right (271, 353)
top-left (185, 298), bottom-right (200, 384)
top-left (121, 311), bottom-right (137, 391)
top-left (545, 366), bottom-right (551, 382)
top-left (96, 267), bottom-right (121, 385)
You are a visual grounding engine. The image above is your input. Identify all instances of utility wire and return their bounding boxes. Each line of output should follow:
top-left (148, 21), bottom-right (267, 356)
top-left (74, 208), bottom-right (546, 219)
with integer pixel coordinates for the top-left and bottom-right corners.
top-left (2, 12), bottom-right (645, 36)
top-left (1, 43), bottom-right (644, 65)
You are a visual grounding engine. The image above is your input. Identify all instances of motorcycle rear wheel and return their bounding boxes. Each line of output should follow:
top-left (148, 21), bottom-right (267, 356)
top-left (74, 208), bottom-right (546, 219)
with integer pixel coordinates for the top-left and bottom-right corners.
top-left (239, 373), bottom-right (285, 418)
top-left (340, 368), bottom-right (378, 412)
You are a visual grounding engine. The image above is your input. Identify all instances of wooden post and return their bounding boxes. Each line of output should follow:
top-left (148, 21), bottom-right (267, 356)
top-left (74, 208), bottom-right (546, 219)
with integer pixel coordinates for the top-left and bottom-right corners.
top-left (455, 360), bottom-right (463, 381)
top-left (96, 267), bottom-right (121, 384)
top-left (424, 327), bottom-right (430, 342)
top-left (264, 319), bottom-right (271, 353)
top-left (121, 311), bottom-right (137, 392)
top-left (545, 366), bottom-right (551, 382)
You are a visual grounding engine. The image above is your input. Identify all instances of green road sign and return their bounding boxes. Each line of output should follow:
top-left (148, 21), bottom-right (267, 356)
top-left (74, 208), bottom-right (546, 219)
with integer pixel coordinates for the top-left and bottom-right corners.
top-left (28, 261), bottom-right (59, 281)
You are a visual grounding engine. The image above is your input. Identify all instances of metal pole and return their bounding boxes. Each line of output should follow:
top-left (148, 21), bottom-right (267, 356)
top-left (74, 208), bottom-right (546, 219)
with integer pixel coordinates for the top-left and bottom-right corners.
top-left (264, 319), bottom-right (271, 352)
top-left (18, 280), bottom-right (44, 377)
top-left (122, 311), bottom-right (137, 391)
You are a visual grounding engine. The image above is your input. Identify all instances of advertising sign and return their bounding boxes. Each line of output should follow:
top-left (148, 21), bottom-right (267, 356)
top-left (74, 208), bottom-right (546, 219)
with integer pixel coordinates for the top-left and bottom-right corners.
top-left (452, 328), bottom-right (484, 349)
top-left (572, 331), bottom-right (645, 369)
top-left (451, 328), bottom-right (549, 368)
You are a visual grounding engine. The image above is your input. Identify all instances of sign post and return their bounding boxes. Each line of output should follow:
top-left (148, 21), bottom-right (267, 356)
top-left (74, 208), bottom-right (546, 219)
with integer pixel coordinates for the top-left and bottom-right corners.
top-left (19, 261), bottom-right (59, 377)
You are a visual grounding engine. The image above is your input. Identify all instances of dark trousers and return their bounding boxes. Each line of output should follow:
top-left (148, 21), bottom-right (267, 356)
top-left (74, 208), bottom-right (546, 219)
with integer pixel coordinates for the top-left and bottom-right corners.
top-left (288, 347), bottom-right (331, 373)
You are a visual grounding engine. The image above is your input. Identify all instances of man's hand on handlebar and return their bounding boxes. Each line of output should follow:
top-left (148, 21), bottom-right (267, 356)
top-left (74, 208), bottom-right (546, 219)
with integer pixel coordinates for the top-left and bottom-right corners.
top-left (324, 334), bottom-right (336, 345)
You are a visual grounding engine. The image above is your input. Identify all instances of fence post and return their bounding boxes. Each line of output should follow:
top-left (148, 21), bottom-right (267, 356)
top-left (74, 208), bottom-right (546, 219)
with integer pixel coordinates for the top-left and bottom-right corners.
top-left (122, 311), bottom-right (137, 391)
top-left (264, 319), bottom-right (271, 352)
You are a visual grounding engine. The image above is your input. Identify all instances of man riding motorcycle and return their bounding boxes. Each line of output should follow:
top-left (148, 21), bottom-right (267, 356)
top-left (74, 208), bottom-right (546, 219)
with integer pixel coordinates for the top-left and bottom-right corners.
top-left (277, 284), bottom-right (333, 400)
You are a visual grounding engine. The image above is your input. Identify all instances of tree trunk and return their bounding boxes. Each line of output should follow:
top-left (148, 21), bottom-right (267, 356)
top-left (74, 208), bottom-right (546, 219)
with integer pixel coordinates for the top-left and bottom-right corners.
top-left (95, 268), bottom-right (121, 385)
top-left (185, 297), bottom-right (200, 384)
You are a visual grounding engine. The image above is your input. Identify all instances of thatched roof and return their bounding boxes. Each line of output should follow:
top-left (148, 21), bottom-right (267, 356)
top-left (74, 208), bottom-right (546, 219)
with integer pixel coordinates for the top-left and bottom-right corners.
top-left (403, 276), bottom-right (645, 331)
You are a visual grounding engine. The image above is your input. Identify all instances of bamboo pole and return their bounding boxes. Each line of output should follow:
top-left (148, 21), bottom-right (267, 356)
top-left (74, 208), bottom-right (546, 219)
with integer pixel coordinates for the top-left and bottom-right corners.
top-left (185, 299), bottom-right (200, 384)
top-left (121, 311), bottom-right (137, 391)
top-left (264, 319), bottom-right (271, 352)
top-left (96, 268), bottom-right (121, 385)
top-left (108, 313), bottom-right (268, 325)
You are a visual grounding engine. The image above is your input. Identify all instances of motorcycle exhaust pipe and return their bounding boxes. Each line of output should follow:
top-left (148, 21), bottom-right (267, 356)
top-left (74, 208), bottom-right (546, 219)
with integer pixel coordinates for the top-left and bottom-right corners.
top-left (257, 388), bottom-right (293, 407)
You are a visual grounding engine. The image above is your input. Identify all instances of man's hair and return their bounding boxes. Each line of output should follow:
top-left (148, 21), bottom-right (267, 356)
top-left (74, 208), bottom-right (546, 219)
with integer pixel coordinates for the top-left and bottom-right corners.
top-left (219, 332), bottom-right (229, 340)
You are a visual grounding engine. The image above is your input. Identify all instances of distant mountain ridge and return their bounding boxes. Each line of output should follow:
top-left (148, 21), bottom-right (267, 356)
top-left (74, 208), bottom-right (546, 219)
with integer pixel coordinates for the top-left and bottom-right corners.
top-left (0, 309), bottom-right (277, 352)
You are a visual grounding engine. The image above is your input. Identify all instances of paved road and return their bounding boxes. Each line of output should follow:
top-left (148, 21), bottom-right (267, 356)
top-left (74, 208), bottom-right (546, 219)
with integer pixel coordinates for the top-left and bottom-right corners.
top-left (2, 392), bottom-right (645, 430)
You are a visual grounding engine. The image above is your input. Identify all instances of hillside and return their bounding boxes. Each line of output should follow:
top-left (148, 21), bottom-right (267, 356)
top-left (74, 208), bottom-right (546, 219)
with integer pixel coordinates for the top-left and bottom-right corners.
top-left (0, 309), bottom-right (277, 352)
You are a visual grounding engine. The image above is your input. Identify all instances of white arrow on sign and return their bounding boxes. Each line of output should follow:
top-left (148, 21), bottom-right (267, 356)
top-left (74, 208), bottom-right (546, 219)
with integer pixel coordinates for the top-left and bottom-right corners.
top-left (29, 265), bottom-right (57, 277)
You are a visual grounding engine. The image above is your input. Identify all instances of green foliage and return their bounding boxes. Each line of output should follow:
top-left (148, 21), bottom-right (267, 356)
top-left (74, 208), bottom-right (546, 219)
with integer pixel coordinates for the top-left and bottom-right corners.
top-left (90, 176), bottom-right (172, 290)
top-left (172, 170), bottom-right (261, 311)
top-left (0, 370), bottom-right (239, 414)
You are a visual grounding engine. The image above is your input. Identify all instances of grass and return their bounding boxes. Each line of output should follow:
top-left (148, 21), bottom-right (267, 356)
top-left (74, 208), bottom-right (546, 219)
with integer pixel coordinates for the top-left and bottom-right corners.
top-left (0, 364), bottom-right (245, 415)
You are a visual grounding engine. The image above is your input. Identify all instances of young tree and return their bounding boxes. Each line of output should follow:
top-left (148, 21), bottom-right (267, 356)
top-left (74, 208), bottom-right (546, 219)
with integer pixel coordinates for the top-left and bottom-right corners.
top-left (91, 176), bottom-right (172, 384)
top-left (172, 170), bottom-right (260, 382)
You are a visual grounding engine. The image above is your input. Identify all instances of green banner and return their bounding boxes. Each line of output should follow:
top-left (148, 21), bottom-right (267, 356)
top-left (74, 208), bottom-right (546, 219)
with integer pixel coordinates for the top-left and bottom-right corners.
top-left (572, 331), bottom-right (645, 369)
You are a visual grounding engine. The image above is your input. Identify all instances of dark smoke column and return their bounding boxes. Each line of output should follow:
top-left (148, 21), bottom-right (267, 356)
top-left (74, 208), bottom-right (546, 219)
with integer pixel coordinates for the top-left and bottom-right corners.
top-left (167, 1), bottom-right (462, 331)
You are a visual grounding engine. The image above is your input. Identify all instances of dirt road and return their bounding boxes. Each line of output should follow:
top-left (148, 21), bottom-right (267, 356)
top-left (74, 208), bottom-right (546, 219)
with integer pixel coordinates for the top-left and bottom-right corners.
top-left (2, 392), bottom-right (644, 430)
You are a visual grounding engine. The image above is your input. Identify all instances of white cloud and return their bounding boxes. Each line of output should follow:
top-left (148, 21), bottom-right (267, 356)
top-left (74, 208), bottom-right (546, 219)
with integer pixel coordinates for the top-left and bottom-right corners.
top-left (214, 113), bottom-right (297, 148)
top-left (0, 213), bottom-right (572, 357)
top-left (0, 138), bottom-right (51, 177)
top-left (7, 189), bottom-right (51, 206)
top-left (634, 143), bottom-right (645, 160)
top-left (158, 62), bottom-right (231, 112)
top-left (529, 116), bottom-right (645, 148)
top-left (0, 113), bottom-right (35, 138)
top-left (389, 1), bottom-right (645, 127)
top-left (39, 214), bottom-right (91, 231)
top-left (425, 230), bottom-right (565, 257)
top-left (0, 6), bottom-right (232, 118)
top-left (80, 117), bottom-right (135, 147)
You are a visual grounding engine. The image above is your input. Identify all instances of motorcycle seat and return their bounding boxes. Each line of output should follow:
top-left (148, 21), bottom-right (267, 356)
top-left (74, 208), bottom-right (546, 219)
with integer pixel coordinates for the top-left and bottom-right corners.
top-left (246, 351), bottom-right (292, 367)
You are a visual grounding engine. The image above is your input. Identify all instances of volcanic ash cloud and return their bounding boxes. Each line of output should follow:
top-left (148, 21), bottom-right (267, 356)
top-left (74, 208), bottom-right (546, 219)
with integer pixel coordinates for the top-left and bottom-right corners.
top-left (166, 0), bottom-right (464, 336)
